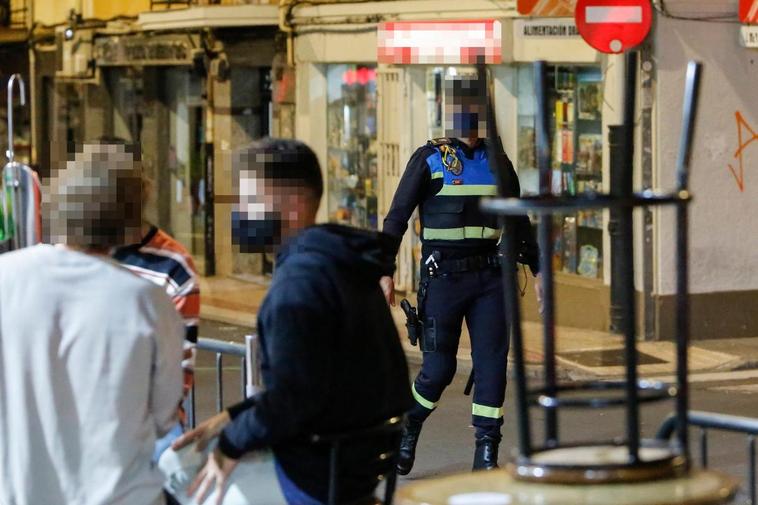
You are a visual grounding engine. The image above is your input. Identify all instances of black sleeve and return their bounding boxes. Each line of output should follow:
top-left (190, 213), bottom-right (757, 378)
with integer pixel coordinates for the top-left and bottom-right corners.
top-left (499, 146), bottom-right (540, 275)
top-left (217, 276), bottom-right (334, 458)
top-left (514, 217), bottom-right (540, 275)
top-left (381, 146), bottom-right (434, 258)
top-left (226, 397), bottom-right (255, 419)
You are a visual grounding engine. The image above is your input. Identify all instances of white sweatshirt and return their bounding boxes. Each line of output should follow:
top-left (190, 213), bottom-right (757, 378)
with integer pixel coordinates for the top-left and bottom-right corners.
top-left (0, 244), bottom-right (184, 505)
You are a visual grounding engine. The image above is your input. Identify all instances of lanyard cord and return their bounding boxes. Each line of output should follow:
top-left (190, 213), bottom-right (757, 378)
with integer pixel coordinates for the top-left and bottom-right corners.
top-left (518, 263), bottom-right (528, 297)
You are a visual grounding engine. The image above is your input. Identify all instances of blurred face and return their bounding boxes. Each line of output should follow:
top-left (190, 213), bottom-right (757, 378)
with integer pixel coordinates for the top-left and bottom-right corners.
top-left (444, 78), bottom-right (487, 139)
top-left (232, 167), bottom-right (313, 253)
top-left (47, 142), bottom-right (142, 249)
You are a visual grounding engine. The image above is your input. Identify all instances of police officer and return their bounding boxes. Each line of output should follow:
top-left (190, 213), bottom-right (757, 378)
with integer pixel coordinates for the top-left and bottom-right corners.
top-left (380, 73), bottom-right (542, 473)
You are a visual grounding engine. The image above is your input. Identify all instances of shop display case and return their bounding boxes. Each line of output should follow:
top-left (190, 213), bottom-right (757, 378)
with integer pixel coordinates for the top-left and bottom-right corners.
top-left (326, 64), bottom-right (379, 230)
top-left (517, 65), bottom-right (604, 279)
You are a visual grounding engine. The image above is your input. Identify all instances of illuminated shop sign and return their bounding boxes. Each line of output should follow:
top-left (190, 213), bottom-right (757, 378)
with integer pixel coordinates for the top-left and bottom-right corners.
top-left (378, 20), bottom-right (502, 64)
top-left (342, 67), bottom-right (376, 85)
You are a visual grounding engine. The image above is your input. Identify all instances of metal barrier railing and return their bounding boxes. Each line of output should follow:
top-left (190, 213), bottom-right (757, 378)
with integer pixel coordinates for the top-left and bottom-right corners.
top-left (658, 410), bottom-right (758, 504)
top-left (186, 335), bottom-right (261, 428)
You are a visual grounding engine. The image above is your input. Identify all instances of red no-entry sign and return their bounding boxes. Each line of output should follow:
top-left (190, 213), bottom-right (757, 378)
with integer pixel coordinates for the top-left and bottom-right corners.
top-left (575, 0), bottom-right (653, 54)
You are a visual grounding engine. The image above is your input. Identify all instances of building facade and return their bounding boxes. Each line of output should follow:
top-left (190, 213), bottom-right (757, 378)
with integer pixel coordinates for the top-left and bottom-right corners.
top-left (286, 0), bottom-right (758, 341)
top-left (5, 0), bottom-right (756, 341)
top-left (288, 0), bottom-right (623, 333)
top-left (28, 0), bottom-right (281, 278)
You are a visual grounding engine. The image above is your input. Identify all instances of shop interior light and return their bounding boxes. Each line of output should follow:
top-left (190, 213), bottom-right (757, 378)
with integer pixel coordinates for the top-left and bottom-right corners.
top-left (341, 67), bottom-right (376, 86)
top-left (64, 27), bottom-right (75, 40)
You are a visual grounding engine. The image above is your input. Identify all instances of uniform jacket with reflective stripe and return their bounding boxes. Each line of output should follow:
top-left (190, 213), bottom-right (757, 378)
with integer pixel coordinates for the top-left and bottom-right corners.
top-left (383, 138), bottom-right (539, 273)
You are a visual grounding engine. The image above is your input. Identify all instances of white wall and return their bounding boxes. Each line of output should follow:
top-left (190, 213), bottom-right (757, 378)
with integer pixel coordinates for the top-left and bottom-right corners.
top-left (654, 15), bottom-right (758, 295)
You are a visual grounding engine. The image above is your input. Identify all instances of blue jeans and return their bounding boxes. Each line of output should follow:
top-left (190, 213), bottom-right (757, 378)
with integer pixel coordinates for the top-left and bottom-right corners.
top-left (153, 422), bottom-right (184, 463)
top-left (275, 461), bottom-right (324, 505)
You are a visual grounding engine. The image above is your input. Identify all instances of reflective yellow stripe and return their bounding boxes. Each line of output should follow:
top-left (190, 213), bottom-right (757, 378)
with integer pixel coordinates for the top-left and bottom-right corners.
top-left (423, 226), bottom-right (501, 241)
top-left (412, 383), bottom-right (437, 410)
top-left (431, 171), bottom-right (444, 179)
top-left (472, 403), bottom-right (504, 419)
top-left (436, 184), bottom-right (497, 196)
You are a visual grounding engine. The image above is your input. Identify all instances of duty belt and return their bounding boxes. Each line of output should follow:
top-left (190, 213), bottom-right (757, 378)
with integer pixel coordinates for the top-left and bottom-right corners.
top-left (425, 251), bottom-right (501, 277)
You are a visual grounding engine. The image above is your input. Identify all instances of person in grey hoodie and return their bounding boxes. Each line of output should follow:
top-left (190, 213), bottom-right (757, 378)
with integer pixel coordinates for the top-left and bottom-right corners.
top-left (171, 138), bottom-right (412, 505)
top-left (0, 141), bottom-right (184, 505)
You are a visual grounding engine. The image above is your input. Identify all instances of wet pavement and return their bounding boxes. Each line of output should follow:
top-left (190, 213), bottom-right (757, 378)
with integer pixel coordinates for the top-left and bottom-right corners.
top-left (196, 318), bottom-right (758, 497)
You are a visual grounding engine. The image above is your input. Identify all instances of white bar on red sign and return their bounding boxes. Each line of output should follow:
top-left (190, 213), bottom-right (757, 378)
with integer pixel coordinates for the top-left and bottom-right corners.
top-left (377, 20), bottom-right (501, 65)
top-left (585, 6), bottom-right (643, 24)
top-left (749, 0), bottom-right (758, 22)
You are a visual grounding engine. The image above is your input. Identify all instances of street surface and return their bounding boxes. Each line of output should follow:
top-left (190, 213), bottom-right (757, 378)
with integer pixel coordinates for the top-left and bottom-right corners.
top-left (197, 320), bottom-right (757, 498)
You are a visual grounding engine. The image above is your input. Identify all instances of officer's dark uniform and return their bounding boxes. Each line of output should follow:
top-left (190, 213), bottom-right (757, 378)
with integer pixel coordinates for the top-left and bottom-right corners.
top-left (383, 137), bottom-right (538, 472)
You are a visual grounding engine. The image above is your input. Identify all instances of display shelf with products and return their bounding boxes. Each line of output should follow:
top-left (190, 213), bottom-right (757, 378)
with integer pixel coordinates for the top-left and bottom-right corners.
top-left (517, 64), bottom-right (605, 279)
top-left (326, 64), bottom-right (378, 230)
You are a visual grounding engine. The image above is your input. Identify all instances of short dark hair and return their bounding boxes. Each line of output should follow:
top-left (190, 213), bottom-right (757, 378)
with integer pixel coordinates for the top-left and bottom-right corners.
top-left (233, 138), bottom-right (323, 201)
top-left (445, 74), bottom-right (486, 103)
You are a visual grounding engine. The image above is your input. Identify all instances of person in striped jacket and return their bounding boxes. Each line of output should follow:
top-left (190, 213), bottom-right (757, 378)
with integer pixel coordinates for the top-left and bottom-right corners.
top-left (111, 162), bottom-right (201, 462)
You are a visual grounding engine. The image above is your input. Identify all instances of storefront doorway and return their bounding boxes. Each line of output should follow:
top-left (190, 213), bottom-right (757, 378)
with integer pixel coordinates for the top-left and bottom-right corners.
top-left (105, 66), bottom-right (209, 274)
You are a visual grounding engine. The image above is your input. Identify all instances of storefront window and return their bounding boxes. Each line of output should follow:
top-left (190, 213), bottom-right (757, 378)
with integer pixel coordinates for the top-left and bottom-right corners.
top-left (517, 65), bottom-right (604, 279)
top-left (326, 64), bottom-right (378, 229)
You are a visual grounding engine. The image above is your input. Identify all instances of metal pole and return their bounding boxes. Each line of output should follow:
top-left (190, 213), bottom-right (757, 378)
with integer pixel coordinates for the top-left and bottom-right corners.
top-left (328, 441), bottom-right (340, 505)
top-left (749, 436), bottom-right (756, 505)
top-left (216, 352), bottom-right (224, 413)
top-left (478, 61), bottom-right (531, 456)
top-left (245, 334), bottom-right (260, 397)
top-left (675, 61), bottom-right (702, 466)
top-left (6, 74), bottom-right (25, 163)
top-left (608, 125), bottom-right (624, 333)
top-left (188, 383), bottom-right (196, 429)
top-left (240, 357), bottom-right (246, 400)
top-left (621, 50), bottom-right (640, 463)
top-left (534, 61), bottom-right (557, 445)
top-left (501, 218), bottom-right (531, 457)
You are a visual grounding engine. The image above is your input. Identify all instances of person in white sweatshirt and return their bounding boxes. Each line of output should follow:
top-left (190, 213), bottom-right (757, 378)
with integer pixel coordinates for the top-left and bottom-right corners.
top-left (0, 141), bottom-right (184, 505)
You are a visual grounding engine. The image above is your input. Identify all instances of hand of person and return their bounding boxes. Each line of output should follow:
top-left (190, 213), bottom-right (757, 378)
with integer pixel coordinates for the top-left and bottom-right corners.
top-left (535, 272), bottom-right (545, 315)
top-left (380, 275), bottom-right (396, 306)
top-left (172, 410), bottom-right (231, 452)
top-left (187, 446), bottom-right (239, 505)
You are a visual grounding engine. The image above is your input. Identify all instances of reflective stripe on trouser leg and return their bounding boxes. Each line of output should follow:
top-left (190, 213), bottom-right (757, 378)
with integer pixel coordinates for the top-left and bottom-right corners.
top-left (467, 267), bottom-right (509, 439)
top-left (472, 403), bottom-right (504, 419)
top-left (407, 271), bottom-right (467, 425)
top-left (412, 383), bottom-right (437, 411)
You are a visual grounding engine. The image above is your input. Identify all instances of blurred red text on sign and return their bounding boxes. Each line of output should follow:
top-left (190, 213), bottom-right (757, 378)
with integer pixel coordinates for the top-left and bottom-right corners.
top-left (377, 20), bottom-right (502, 64)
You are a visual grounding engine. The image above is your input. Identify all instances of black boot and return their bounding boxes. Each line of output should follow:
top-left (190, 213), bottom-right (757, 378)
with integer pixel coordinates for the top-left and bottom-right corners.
top-left (472, 436), bottom-right (500, 471)
top-left (396, 420), bottom-right (423, 475)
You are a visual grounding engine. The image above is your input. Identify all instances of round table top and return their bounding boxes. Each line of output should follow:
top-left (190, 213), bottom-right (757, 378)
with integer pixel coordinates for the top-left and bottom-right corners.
top-left (395, 469), bottom-right (738, 505)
